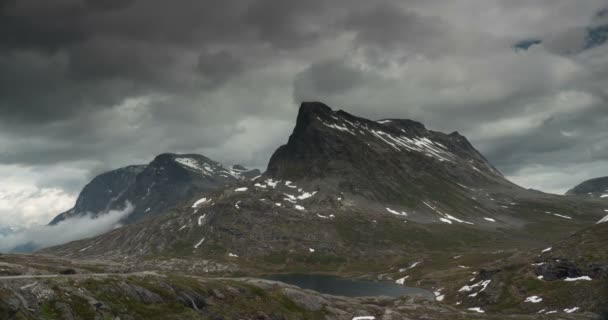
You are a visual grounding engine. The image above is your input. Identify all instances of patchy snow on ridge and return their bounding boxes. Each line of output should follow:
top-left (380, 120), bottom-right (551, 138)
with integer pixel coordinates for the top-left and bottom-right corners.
top-left (194, 237), bottom-right (205, 249)
top-left (545, 211), bottom-right (572, 220)
top-left (175, 157), bottom-right (209, 174)
top-left (386, 208), bottom-right (407, 216)
top-left (422, 201), bottom-right (473, 225)
top-left (525, 296), bottom-right (543, 303)
top-left (234, 187), bottom-right (248, 192)
top-left (370, 130), bottom-right (456, 163)
top-left (192, 197), bottom-right (210, 208)
top-left (459, 280), bottom-right (491, 297)
top-left (564, 307), bottom-right (580, 313)
top-left (564, 276), bottom-right (592, 281)
top-left (395, 276), bottom-right (409, 285)
top-left (483, 217), bottom-right (495, 222)
top-left (352, 316), bottom-right (375, 320)
top-left (597, 214), bottom-right (608, 224)
top-left (467, 307), bottom-right (485, 313)
top-left (298, 191), bottom-right (317, 200)
top-left (541, 247), bottom-right (552, 253)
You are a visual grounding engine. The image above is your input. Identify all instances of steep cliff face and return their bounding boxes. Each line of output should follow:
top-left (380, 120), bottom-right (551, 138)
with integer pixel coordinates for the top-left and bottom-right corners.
top-left (266, 102), bottom-right (509, 204)
top-left (50, 165), bottom-right (145, 225)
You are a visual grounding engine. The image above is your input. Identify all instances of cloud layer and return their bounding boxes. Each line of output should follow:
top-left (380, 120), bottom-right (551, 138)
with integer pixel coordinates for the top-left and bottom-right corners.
top-left (0, 0), bottom-right (607, 227)
top-left (0, 202), bottom-right (133, 253)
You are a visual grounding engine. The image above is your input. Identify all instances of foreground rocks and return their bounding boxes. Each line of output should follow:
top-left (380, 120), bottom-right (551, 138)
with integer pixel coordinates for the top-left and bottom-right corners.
top-left (0, 254), bottom-right (602, 319)
top-left (1, 274), bottom-right (598, 320)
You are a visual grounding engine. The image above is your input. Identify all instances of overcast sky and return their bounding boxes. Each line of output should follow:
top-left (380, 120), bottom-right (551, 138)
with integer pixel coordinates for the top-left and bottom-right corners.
top-left (1, 0), bottom-right (607, 228)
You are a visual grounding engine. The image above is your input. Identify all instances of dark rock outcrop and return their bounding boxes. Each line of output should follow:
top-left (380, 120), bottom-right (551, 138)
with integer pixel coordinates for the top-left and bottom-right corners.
top-left (266, 102), bottom-right (509, 203)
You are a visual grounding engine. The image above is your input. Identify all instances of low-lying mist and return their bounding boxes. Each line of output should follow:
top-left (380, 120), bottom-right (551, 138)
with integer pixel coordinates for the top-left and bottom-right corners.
top-left (0, 202), bottom-right (133, 253)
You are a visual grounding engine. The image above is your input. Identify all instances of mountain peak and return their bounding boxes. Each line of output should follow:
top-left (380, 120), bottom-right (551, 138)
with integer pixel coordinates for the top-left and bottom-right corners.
top-left (267, 102), bottom-right (506, 202)
top-left (50, 152), bottom-right (257, 226)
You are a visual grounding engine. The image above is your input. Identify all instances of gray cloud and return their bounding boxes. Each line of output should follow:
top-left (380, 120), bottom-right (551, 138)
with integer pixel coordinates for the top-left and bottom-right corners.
top-left (0, 0), bottom-right (608, 228)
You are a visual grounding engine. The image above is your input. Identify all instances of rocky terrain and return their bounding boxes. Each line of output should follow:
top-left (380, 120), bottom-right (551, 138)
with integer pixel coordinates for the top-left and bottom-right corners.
top-left (0, 254), bottom-right (600, 320)
top-left (50, 154), bottom-right (260, 225)
top-left (566, 177), bottom-right (608, 199)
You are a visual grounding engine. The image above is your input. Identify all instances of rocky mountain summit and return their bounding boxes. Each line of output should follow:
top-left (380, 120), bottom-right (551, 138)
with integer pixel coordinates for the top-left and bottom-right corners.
top-left (50, 153), bottom-right (260, 225)
top-left (566, 176), bottom-right (608, 199)
top-left (267, 102), bottom-right (506, 202)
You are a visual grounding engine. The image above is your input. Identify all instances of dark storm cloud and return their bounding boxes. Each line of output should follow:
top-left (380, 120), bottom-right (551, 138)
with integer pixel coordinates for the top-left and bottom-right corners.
top-left (1, 0), bottom-right (608, 228)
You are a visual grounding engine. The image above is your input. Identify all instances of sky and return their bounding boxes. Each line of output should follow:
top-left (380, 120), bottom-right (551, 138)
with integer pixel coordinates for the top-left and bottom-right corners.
top-left (1, 0), bottom-right (607, 229)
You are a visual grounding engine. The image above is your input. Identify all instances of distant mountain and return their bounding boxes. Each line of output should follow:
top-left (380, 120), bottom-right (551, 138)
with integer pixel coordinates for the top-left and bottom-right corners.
top-left (50, 153), bottom-right (260, 225)
top-left (566, 176), bottom-right (608, 198)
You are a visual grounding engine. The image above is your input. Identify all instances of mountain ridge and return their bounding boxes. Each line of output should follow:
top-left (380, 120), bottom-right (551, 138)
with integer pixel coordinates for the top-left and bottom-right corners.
top-left (566, 176), bottom-right (608, 198)
top-left (50, 153), bottom-right (260, 225)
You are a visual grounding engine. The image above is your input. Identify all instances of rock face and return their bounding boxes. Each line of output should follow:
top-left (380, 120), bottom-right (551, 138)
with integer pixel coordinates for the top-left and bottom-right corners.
top-left (50, 153), bottom-right (260, 225)
top-left (566, 176), bottom-right (608, 198)
top-left (266, 102), bottom-right (508, 203)
top-left (50, 165), bottom-right (145, 224)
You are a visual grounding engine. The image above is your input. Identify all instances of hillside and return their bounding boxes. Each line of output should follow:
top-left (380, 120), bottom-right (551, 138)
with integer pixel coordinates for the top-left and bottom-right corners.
top-left (50, 154), bottom-right (260, 225)
top-left (566, 177), bottom-right (608, 199)
top-left (39, 102), bottom-right (608, 316)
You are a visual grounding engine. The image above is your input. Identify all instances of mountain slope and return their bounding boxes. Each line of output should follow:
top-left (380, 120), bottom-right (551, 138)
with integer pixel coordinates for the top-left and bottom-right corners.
top-left (41, 102), bottom-right (608, 315)
top-left (566, 176), bottom-right (608, 198)
top-left (267, 102), bottom-right (507, 203)
top-left (43, 102), bottom-right (606, 257)
top-left (50, 153), bottom-right (260, 225)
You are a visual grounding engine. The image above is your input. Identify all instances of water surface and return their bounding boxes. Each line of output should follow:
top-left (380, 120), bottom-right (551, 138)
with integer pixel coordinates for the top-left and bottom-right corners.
top-left (263, 274), bottom-right (433, 299)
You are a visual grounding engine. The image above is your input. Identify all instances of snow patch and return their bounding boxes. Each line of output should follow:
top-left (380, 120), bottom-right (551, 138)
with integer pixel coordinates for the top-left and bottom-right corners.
top-left (194, 237), bottom-right (205, 249)
top-left (395, 276), bottom-right (409, 285)
top-left (596, 214), bottom-right (608, 224)
top-left (564, 307), bottom-right (579, 313)
top-left (545, 211), bottom-right (572, 220)
top-left (467, 307), bottom-right (485, 313)
top-left (198, 215), bottom-right (206, 226)
top-left (564, 276), bottom-right (592, 281)
top-left (525, 296), bottom-right (543, 303)
top-left (234, 187), bottom-right (248, 192)
top-left (386, 208), bottom-right (407, 216)
top-left (459, 280), bottom-right (491, 297)
top-left (192, 197), bottom-right (209, 208)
